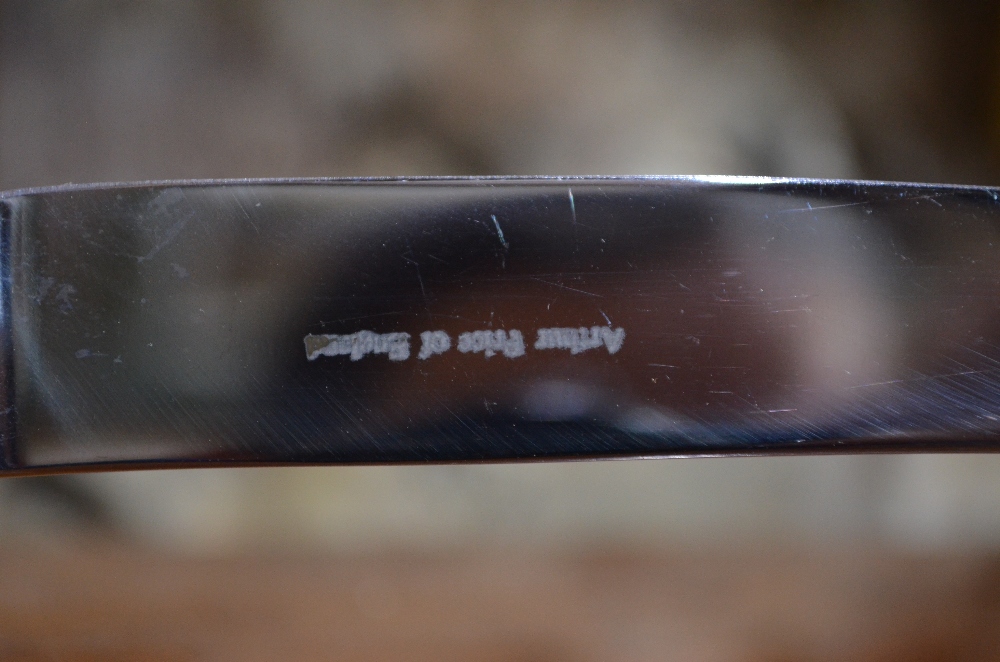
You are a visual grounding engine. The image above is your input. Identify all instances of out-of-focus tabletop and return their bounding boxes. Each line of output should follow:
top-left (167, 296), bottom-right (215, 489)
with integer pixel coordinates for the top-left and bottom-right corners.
top-left (3, 541), bottom-right (1000, 662)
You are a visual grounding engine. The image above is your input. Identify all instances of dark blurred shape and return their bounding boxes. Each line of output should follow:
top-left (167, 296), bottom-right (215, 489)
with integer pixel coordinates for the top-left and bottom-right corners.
top-left (3, 0), bottom-right (999, 188)
top-left (0, 0), bottom-right (1000, 188)
top-left (769, 1), bottom-right (1000, 183)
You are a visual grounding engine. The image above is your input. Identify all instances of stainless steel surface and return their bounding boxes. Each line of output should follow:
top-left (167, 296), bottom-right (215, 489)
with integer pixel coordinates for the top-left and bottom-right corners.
top-left (2, 176), bottom-right (999, 474)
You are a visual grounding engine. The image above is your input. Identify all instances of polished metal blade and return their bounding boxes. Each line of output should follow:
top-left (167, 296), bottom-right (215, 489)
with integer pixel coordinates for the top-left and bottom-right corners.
top-left (2, 176), bottom-right (1000, 474)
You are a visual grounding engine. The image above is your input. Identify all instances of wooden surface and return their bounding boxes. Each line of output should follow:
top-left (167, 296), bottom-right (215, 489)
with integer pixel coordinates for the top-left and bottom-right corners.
top-left (1, 541), bottom-right (999, 661)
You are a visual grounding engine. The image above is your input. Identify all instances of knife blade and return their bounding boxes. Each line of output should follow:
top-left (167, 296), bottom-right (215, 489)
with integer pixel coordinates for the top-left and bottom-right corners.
top-left (2, 176), bottom-right (999, 475)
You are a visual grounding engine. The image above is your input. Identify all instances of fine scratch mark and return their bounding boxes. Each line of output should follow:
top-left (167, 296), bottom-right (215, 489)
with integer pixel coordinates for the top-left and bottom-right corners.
top-left (845, 379), bottom-right (905, 390)
top-left (232, 191), bottom-right (260, 235)
top-left (844, 368), bottom-right (999, 390)
top-left (530, 277), bottom-right (602, 298)
top-left (600, 310), bottom-right (612, 326)
top-left (492, 214), bottom-right (508, 269)
top-left (403, 240), bottom-right (429, 313)
top-left (404, 256), bottom-right (426, 300)
top-left (491, 215), bottom-right (509, 250)
top-left (568, 187), bottom-right (579, 255)
top-left (137, 215), bottom-right (188, 263)
top-left (777, 201), bottom-right (866, 214)
top-left (137, 188), bottom-right (191, 264)
top-left (403, 239), bottom-right (434, 319)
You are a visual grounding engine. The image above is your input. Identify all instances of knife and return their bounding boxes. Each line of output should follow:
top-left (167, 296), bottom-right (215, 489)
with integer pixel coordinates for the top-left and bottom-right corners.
top-left (2, 176), bottom-right (999, 475)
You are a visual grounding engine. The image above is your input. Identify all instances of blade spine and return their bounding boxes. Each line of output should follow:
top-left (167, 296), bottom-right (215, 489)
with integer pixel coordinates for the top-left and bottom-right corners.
top-left (1, 175), bottom-right (996, 200)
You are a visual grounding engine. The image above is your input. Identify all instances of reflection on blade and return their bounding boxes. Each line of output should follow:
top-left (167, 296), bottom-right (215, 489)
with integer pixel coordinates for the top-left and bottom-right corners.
top-left (1, 177), bottom-right (1000, 474)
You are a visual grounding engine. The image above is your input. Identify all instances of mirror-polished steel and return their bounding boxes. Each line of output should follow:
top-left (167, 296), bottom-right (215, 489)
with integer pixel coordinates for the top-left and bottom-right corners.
top-left (2, 176), bottom-right (1000, 474)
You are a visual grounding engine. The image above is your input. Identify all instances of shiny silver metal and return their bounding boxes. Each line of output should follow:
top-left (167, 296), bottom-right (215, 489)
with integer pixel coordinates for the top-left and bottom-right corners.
top-left (2, 176), bottom-right (1000, 475)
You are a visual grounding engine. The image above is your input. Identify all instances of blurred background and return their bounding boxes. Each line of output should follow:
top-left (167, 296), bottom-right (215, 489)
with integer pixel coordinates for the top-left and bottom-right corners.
top-left (4, 0), bottom-right (1000, 659)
